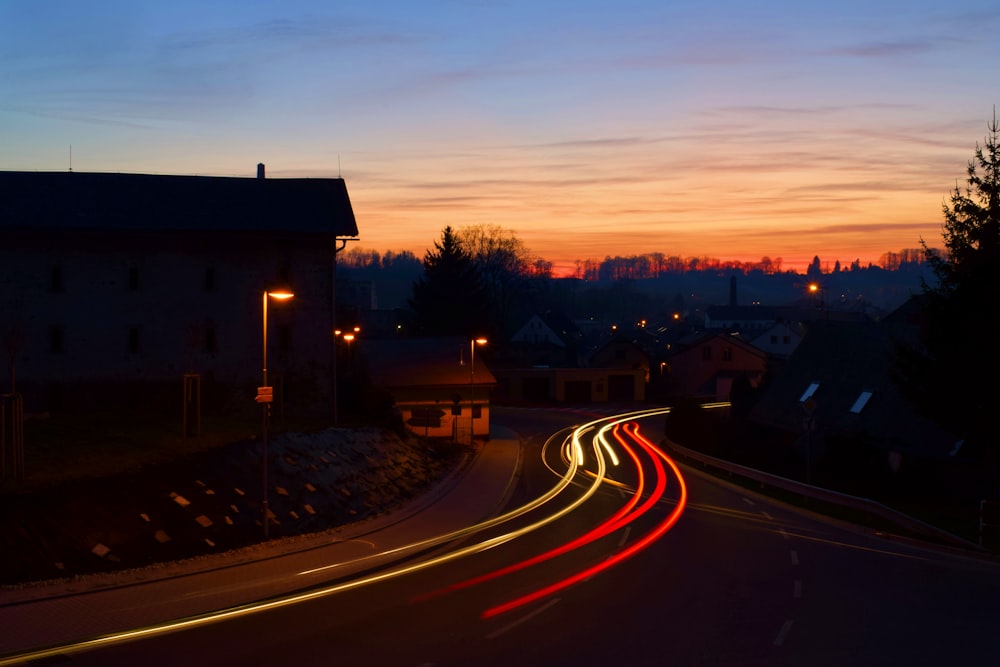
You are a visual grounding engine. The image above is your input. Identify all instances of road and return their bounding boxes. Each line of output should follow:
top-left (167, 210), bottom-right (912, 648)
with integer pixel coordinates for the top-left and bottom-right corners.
top-left (3, 406), bottom-right (1000, 666)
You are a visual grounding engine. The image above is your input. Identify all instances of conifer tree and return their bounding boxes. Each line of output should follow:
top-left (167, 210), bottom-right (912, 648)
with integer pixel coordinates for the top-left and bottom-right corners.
top-left (895, 111), bottom-right (1000, 461)
top-left (407, 226), bottom-right (489, 336)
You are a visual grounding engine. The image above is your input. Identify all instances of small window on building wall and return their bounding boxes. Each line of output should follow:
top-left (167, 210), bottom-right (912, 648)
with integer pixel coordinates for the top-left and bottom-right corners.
top-left (128, 267), bottom-right (140, 291)
top-left (50, 266), bottom-right (64, 293)
top-left (204, 325), bottom-right (218, 354)
top-left (50, 326), bottom-right (64, 354)
top-left (702, 346), bottom-right (712, 361)
top-left (723, 348), bottom-right (733, 362)
top-left (771, 335), bottom-right (778, 344)
top-left (615, 348), bottom-right (627, 360)
top-left (783, 335), bottom-right (791, 344)
top-left (204, 267), bottom-right (216, 292)
top-left (128, 327), bottom-right (141, 354)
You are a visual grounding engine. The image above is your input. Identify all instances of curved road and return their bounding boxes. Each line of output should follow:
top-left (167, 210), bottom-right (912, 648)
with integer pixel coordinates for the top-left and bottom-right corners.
top-left (3, 406), bottom-right (1000, 666)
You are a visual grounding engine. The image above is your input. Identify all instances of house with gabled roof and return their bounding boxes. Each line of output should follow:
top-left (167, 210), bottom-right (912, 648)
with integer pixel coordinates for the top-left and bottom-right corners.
top-left (358, 337), bottom-right (496, 443)
top-left (664, 332), bottom-right (767, 401)
top-left (750, 320), bottom-right (806, 360)
top-left (0, 166), bottom-right (359, 418)
top-left (490, 312), bottom-right (648, 404)
top-left (747, 317), bottom-right (977, 497)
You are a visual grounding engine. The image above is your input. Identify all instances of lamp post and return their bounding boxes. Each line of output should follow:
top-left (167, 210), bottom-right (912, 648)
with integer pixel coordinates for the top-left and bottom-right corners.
top-left (808, 282), bottom-right (828, 320)
top-left (333, 326), bottom-right (359, 423)
top-left (469, 337), bottom-right (487, 445)
top-left (260, 290), bottom-right (293, 540)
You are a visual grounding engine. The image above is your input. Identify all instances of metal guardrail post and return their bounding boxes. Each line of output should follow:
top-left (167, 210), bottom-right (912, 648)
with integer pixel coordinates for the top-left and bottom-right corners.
top-left (979, 499), bottom-right (1000, 546)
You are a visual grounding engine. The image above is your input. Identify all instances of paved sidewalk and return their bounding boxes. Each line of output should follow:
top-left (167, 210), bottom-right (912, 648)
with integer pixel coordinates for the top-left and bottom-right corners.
top-left (0, 427), bottom-right (522, 658)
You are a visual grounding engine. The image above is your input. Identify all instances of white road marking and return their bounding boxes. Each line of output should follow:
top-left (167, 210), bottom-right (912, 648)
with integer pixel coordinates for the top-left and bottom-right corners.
top-left (486, 599), bottom-right (561, 640)
top-left (742, 497), bottom-right (755, 506)
top-left (760, 511), bottom-right (772, 520)
top-left (773, 619), bottom-right (794, 646)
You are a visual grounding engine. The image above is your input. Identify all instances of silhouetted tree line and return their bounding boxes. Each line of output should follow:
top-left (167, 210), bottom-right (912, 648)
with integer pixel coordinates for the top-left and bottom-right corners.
top-left (342, 244), bottom-right (930, 284)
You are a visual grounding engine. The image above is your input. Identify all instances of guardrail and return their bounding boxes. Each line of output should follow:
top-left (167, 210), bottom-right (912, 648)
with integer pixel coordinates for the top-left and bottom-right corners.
top-left (663, 437), bottom-right (983, 552)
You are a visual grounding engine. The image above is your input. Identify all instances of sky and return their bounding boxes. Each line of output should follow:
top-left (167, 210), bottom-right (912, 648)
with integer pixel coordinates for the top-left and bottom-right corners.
top-left (2, 1), bottom-right (998, 275)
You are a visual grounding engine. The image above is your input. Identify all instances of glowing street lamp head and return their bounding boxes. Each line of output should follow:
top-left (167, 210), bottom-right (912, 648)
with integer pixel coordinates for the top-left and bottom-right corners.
top-left (268, 290), bottom-right (294, 300)
top-left (474, 337), bottom-right (487, 346)
top-left (808, 283), bottom-right (819, 294)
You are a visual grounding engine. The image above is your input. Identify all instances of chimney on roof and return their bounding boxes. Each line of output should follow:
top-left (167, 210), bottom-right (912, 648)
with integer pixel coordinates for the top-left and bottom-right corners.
top-left (257, 163), bottom-right (265, 179)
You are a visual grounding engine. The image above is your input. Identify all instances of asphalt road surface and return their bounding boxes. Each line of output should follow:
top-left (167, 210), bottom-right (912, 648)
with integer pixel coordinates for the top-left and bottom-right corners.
top-left (3, 406), bottom-right (1000, 666)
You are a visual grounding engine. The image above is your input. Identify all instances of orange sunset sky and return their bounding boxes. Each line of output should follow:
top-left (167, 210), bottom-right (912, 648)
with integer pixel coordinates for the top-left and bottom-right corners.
top-left (2, 1), bottom-right (997, 274)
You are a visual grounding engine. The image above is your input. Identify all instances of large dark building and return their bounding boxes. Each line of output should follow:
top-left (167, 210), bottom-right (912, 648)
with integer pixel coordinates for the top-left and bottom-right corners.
top-left (0, 166), bottom-right (359, 417)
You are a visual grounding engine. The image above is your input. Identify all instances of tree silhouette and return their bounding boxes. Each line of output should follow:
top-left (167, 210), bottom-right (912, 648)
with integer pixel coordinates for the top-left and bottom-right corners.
top-left (894, 111), bottom-right (1000, 465)
top-left (407, 226), bottom-right (489, 337)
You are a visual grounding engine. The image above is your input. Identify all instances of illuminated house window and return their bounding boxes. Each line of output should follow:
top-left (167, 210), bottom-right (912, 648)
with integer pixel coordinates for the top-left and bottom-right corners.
top-left (799, 382), bottom-right (820, 402)
top-left (850, 391), bottom-right (873, 414)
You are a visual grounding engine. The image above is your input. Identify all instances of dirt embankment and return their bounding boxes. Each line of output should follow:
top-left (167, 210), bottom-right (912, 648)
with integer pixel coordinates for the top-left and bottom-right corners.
top-left (0, 428), bottom-right (464, 587)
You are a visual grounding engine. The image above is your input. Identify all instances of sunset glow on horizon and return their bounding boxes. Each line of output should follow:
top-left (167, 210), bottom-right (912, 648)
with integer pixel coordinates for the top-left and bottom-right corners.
top-left (2, 1), bottom-right (996, 274)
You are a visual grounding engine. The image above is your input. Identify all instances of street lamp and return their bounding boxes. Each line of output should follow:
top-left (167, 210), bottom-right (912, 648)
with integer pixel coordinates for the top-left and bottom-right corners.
top-left (333, 326), bottom-right (360, 424)
top-left (259, 289), bottom-right (293, 540)
top-left (470, 337), bottom-right (487, 445)
top-left (808, 282), bottom-right (828, 319)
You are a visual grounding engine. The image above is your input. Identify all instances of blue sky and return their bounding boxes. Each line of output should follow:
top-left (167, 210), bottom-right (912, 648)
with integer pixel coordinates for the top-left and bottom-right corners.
top-left (2, 0), bottom-right (997, 273)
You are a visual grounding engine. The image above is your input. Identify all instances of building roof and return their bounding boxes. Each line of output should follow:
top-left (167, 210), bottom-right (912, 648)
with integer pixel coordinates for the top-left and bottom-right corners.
top-left (360, 337), bottom-right (497, 389)
top-left (748, 319), bottom-right (958, 458)
top-left (0, 170), bottom-right (358, 237)
top-left (669, 331), bottom-right (768, 360)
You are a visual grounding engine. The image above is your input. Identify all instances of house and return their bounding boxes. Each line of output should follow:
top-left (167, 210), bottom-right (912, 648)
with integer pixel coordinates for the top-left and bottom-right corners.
top-left (358, 337), bottom-right (496, 443)
top-left (665, 332), bottom-right (767, 401)
top-left (750, 320), bottom-right (806, 359)
top-left (0, 167), bottom-right (359, 418)
top-left (504, 312), bottom-right (583, 367)
top-left (490, 314), bottom-right (647, 404)
top-left (747, 317), bottom-right (975, 496)
top-left (704, 304), bottom-right (780, 334)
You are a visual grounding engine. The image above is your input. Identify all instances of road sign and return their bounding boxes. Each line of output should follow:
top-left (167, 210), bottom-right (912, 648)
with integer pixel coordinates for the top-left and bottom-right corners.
top-left (255, 386), bottom-right (273, 403)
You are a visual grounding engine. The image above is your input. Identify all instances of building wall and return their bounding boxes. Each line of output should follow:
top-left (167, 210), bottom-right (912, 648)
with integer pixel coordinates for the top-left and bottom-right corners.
top-left (1, 230), bottom-right (336, 414)
top-left (492, 367), bottom-right (646, 403)
top-left (388, 387), bottom-right (492, 442)
top-left (668, 337), bottom-right (766, 399)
